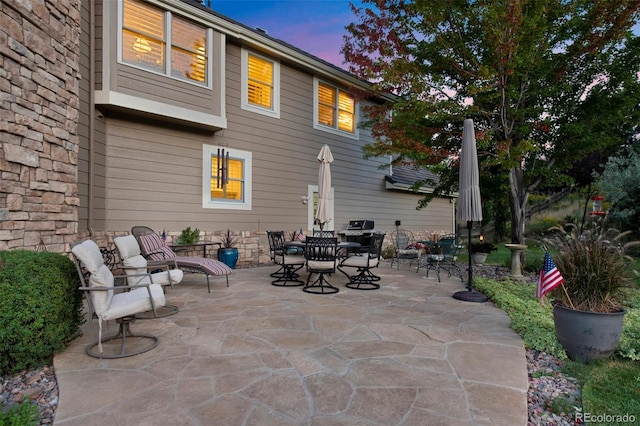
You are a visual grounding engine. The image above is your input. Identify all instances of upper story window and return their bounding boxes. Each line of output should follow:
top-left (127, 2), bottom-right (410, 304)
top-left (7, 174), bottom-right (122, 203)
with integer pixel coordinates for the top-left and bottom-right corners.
top-left (202, 145), bottom-right (252, 210)
top-left (314, 79), bottom-right (358, 138)
top-left (241, 50), bottom-right (280, 118)
top-left (121, 0), bottom-right (208, 85)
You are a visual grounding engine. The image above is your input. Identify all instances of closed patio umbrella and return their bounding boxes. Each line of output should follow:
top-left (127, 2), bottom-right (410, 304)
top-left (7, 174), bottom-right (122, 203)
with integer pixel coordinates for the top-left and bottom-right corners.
top-left (453, 118), bottom-right (487, 302)
top-left (315, 144), bottom-right (333, 231)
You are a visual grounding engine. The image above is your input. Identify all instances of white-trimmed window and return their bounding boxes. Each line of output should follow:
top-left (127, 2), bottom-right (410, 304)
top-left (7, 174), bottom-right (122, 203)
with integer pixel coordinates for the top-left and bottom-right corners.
top-left (121, 0), bottom-right (209, 85)
top-left (314, 79), bottom-right (358, 138)
top-left (241, 50), bottom-right (280, 118)
top-left (202, 146), bottom-right (252, 210)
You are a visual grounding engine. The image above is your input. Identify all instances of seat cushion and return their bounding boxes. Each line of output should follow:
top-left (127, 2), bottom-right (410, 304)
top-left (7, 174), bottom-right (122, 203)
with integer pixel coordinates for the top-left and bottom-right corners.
top-left (72, 240), bottom-right (104, 274)
top-left (275, 254), bottom-right (306, 266)
top-left (103, 284), bottom-right (166, 321)
top-left (174, 257), bottom-right (232, 276)
top-left (342, 256), bottom-right (379, 268)
top-left (307, 260), bottom-right (335, 271)
top-left (150, 269), bottom-right (184, 286)
top-left (137, 234), bottom-right (177, 260)
top-left (114, 235), bottom-right (141, 260)
top-left (88, 264), bottom-right (115, 316)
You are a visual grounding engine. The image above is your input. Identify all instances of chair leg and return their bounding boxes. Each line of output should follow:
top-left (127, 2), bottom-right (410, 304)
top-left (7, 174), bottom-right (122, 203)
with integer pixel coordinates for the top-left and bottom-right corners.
top-left (272, 264), bottom-right (304, 287)
top-left (339, 265), bottom-right (380, 290)
top-left (86, 317), bottom-right (159, 359)
top-left (303, 271), bottom-right (339, 294)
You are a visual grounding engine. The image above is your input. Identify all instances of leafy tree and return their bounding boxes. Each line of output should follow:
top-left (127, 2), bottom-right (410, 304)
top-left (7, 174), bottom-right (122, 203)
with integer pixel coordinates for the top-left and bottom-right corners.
top-left (342, 0), bottom-right (640, 244)
top-left (596, 144), bottom-right (640, 233)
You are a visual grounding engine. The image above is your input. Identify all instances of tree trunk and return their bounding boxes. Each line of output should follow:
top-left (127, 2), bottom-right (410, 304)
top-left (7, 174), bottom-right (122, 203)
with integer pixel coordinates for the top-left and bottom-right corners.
top-left (508, 167), bottom-right (527, 244)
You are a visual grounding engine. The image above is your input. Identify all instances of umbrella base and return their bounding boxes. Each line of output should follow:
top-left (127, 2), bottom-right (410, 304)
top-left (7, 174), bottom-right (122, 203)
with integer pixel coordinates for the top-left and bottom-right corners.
top-left (453, 290), bottom-right (487, 303)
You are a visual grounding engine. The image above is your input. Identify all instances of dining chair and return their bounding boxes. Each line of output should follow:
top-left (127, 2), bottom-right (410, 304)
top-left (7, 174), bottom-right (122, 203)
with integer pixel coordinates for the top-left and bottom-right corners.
top-left (266, 230), bottom-right (305, 286)
top-left (303, 237), bottom-right (339, 294)
top-left (338, 233), bottom-right (385, 290)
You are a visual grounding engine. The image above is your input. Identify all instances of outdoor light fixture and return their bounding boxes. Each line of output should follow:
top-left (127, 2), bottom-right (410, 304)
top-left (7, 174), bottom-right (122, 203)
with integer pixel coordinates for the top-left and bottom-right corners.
top-left (216, 148), bottom-right (229, 189)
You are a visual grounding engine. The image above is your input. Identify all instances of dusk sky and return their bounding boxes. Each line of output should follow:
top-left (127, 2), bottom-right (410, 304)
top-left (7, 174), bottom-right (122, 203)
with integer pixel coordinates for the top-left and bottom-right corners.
top-left (211, 1), bottom-right (640, 70)
top-left (212, 1), bottom-right (362, 68)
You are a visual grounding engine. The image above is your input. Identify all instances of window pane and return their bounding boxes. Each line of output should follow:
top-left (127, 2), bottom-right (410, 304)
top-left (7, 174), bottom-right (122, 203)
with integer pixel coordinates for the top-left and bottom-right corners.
top-left (171, 17), bottom-right (206, 83)
top-left (247, 55), bottom-right (273, 108)
top-left (209, 156), bottom-right (244, 201)
top-left (318, 84), bottom-right (335, 106)
top-left (337, 91), bottom-right (355, 132)
top-left (338, 110), bottom-right (354, 132)
top-left (122, 0), bottom-right (165, 71)
top-left (318, 105), bottom-right (334, 127)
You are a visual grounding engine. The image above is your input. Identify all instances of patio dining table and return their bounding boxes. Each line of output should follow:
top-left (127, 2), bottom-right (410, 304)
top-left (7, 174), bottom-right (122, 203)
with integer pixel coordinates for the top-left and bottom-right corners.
top-left (284, 240), bottom-right (361, 257)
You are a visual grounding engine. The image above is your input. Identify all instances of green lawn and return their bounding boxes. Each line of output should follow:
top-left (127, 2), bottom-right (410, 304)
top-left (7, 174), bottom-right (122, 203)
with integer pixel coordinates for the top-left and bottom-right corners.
top-left (473, 276), bottom-right (640, 421)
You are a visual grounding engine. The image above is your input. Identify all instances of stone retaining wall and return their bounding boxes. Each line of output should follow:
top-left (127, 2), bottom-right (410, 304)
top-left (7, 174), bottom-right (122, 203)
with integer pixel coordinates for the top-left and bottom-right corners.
top-left (0, 0), bottom-right (81, 252)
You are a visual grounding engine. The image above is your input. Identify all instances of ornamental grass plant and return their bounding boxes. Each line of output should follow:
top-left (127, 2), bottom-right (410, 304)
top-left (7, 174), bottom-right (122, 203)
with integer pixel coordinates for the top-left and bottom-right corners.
top-left (543, 221), bottom-right (638, 313)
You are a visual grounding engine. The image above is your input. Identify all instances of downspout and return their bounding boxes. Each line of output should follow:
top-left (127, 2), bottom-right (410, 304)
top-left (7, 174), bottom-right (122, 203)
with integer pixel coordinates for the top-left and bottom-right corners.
top-left (88, 0), bottom-right (95, 230)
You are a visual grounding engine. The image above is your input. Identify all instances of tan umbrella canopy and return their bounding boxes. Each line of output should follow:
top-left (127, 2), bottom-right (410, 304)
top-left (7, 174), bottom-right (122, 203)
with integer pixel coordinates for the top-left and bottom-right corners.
top-left (454, 118), bottom-right (487, 302)
top-left (457, 118), bottom-right (483, 223)
top-left (314, 144), bottom-right (334, 230)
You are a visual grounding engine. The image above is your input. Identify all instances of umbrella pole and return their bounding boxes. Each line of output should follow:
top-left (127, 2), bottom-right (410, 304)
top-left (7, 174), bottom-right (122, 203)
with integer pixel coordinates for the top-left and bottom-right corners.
top-left (453, 221), bottom-right (487, 302)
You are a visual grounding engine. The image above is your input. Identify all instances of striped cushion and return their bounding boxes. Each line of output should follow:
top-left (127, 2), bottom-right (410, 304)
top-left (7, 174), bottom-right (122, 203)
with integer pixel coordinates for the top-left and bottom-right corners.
top-left (174, 257), bottom-right (232, 276)
top-left (137, 234), bottom-right (177, 260)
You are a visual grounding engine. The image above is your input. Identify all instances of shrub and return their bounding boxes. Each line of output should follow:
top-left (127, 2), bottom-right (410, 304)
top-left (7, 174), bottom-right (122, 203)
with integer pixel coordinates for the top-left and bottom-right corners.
top-left (0, 400), bottom-right (38, 426)
top-left (0, 250), bottom-right (84, 375)
top-left (176, 227), bottom-right (200, 244)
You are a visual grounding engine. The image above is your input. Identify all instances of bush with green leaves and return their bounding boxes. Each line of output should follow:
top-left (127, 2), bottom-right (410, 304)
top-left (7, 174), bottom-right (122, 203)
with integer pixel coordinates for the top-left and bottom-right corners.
top-left (176, 227), bottom-right (200, 245)
top-left (0, 250), bottom-right (84, 375)
top-left (0, 400), bottom-right (38, 426)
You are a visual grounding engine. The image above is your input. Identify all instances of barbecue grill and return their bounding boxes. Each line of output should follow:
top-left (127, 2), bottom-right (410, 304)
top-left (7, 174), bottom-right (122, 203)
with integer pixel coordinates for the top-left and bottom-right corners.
top-left (338, 220), bottom-right (376, 246)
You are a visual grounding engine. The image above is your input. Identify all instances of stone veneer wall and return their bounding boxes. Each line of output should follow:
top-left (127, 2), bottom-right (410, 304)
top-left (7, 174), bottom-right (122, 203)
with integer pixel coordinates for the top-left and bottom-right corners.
top-left (87, 228), bottom-right (453, 269)
top-left (0, 0), bottom-right (81, 253)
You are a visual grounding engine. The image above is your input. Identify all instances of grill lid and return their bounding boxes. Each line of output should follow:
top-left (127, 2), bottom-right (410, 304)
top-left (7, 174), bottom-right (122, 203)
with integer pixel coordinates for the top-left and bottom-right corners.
top-left (347, 220), bottom-right (374, 230)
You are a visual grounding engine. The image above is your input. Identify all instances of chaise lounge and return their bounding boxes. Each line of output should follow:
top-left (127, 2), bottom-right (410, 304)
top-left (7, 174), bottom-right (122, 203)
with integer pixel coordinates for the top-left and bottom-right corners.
top-left (131, 226), bottom-right (232, 293)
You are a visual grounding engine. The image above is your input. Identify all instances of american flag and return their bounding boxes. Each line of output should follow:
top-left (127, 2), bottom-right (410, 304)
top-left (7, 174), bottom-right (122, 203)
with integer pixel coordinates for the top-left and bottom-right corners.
top-left (161, 229), bottom-right (168, 246)
top-left (297, 229), bottom-right (305, 242)
top-left (536, 251), bottom-right (564, 299)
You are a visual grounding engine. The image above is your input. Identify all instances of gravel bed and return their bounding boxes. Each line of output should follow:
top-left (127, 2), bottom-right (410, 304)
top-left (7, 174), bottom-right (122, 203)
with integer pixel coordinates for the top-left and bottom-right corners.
top-left (1, 265), bottom-right (581, 425)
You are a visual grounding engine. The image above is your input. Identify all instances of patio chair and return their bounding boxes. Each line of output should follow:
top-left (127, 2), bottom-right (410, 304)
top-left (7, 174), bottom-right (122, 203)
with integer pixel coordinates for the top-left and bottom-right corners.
top-left (266, 231), bottom-right (306, 286)
top-left (416, 242), bottom-right (443, 282)
top-left (437, 236), bottom-right (464, 282)
top-left (114, 234), bottom-right (183, 317)
top-left (71, 239), bottom-right (166, 359)
top-left (303, 237), bottom-right (339, 294)
top-left (338, 233), bottom-right (385, 290)
top-left (131, 226), bottom-right (231, 293)
top-left (313, 229), bottom-right (335, 238)
top-left (389, 229), bottom-right (421, 269)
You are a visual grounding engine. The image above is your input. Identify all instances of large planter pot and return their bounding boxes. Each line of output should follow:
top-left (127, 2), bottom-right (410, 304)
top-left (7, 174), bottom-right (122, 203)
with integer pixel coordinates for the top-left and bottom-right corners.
top-left (218, 248), bottom-right (239, 269)
top-left (553, 303), bottom-right (626, 362)
top-left (471, 252), bottom-right (488, 266)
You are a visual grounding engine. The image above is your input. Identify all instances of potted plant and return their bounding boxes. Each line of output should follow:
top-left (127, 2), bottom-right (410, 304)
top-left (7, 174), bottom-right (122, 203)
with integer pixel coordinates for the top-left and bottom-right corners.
top-left (543, 221), bottom-right (637, 362)
top-left (176, 227), bottom-right (200, 245)
top-left (469, 241), bottom-right (496, 266)
top-left (218, 229), bottom-right (239, 268)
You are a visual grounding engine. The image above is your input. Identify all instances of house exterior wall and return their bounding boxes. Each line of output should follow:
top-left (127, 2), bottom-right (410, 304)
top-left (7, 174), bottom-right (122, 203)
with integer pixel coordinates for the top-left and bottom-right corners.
top-left (0, 0), bottom-right (81, 252)
top-left (78, 0), bottom-right (456, 265)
